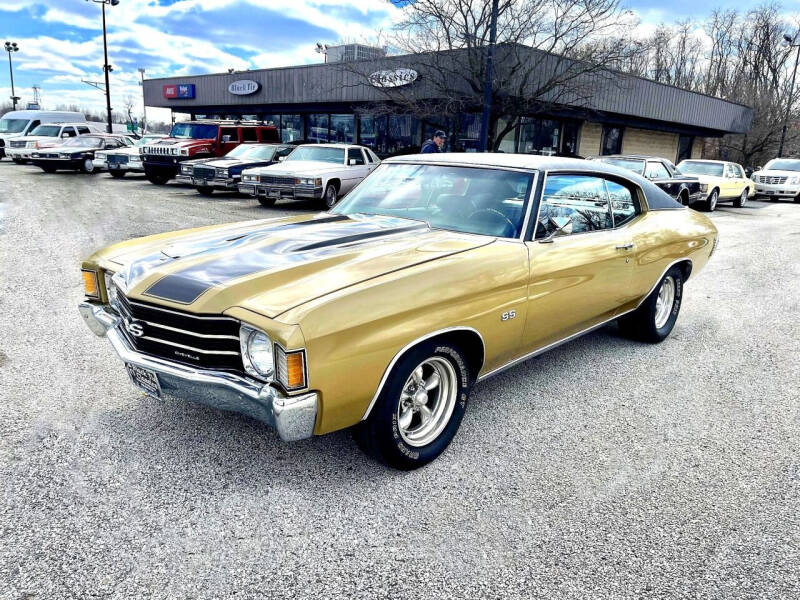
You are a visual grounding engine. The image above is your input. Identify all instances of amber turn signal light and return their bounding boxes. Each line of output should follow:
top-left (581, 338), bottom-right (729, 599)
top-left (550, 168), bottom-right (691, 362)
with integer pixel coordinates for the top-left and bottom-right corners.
top-left (82, 269), bottom-right (99, 298)
top-left (286, 351), bottom-right (306, 389)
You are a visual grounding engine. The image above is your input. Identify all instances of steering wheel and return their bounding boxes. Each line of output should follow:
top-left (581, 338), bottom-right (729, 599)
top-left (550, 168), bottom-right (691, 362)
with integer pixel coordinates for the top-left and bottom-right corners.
top-left (468, 208), bottom-right (517, 238)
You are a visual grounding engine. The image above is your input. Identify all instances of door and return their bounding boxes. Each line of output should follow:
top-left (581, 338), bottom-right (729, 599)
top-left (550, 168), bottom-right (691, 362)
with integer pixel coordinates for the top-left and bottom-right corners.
top-left (218, 127), bottom-right (239, 156)
top-left (723, 163), bottom-right (742, 198)
top-left (342, 148), bottom-right (369, 193)
top-left (522, 173), bottom-right (638, 351)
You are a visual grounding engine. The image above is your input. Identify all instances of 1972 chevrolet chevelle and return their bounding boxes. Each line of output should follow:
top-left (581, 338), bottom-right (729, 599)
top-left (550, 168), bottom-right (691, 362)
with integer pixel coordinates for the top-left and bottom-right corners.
top-left (79, 154), bottom-right (718, 469)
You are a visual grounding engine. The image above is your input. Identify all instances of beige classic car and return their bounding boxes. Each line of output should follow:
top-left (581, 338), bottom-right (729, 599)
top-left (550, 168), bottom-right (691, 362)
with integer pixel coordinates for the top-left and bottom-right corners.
top-left (676, 159), bottom-right (752, 211)
top-left (79, 154), bottom-right (718, 469)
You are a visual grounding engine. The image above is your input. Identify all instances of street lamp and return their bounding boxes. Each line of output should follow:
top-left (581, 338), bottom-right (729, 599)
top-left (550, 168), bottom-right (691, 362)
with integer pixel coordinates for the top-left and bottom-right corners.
top-left (138, 67), bottom-right (147, 134)
top-left (779, 32), bottom-right (800, 158)
top-left (4, 41), bottom-right (19, 111)
top-left (87, 0), bottom-right (119, 133)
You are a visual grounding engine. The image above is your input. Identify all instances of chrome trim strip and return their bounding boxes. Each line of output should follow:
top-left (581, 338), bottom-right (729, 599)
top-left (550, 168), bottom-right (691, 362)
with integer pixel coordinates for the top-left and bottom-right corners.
top-left (477, 257), bottom-right (693, 382)
top-left (360, 326), bottom-right (485, 421)
top-left (140, 335), bottom-right (240, 356)
top-left (142, 320), bottom-right (239, 340)
top-left (517, 170), bottom-right (539, 241)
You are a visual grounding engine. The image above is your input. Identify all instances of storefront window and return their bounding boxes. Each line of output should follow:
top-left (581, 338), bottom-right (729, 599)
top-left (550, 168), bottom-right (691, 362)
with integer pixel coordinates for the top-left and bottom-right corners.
top-left (280, 114), bottom-right (303, 143)
top-left (496, 118), bottom-right (517, 153)
top-left (677, 135), bottom-right (694, 162)
top-left (601, 125), bottom-right (623, 155)
top-left (519, 118), bottom-right (560, 155)
top-left (383, 115), bottom-right (419, 156)
top-left (262, 114), bottom-right (280, 128)
top-left (456, 114), bottom-right (481, 152)
top-left (330, 114), bottom-right (355, 143)
top-left (359, 115), bottom-right (382, 150)
top-left (308, 114), bottom-right (330, 143)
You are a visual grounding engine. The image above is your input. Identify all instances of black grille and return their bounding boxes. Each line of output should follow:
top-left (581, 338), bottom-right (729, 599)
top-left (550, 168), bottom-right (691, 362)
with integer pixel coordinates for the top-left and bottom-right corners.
top-left (10, 140), bottom-right (27, 148)
top-left (114, 291), bottom-right (243, 373)
top-left (107, 154), bottom-right (129, 166)
top-left (260, 175), bottom-right (295, 186)
top-left (193, 165), bottom-right (216, 179)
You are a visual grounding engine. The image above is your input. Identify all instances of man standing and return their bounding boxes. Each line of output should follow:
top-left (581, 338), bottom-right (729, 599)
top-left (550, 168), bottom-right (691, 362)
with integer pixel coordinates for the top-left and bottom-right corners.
top-left (421, 130), bottom-right (446, 153)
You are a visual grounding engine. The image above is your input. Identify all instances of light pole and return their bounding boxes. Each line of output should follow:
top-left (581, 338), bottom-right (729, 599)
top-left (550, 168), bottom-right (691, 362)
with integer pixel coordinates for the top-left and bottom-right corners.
top-left (87, 0), bottom-right (119, 133)
top-left (138, 67), bottom-right (147, 134)
top-left (779, 32), bottom-right (800, 158)
top-left (479, 0), bottom-right (499, 153)
top-left (4, 41), bottom-right (19, 111)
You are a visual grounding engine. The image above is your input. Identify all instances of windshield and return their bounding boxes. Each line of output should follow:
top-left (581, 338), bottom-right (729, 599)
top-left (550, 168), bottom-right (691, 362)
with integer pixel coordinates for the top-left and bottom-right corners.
top-left (0, 118), bottom-right (29, 134)
top-left (62, 136), bottom-right (104, 148)
top-left (30, 125), bottom-right (62, 137)
top-left (225, 144), bottom-right (276, 160)
top-left (678, 161), bottom-right (724, 176)
top-left (135, 136), bottom-right (163, 146)
top-left (764, 159), bottom-right (800, 172)
top-left (332, 163), bottom-right (534, 239)
top-left (596, 157), bottom-right (645, 175)
top-left (286, 146), bottom-right (344, 164)
top-left (169, 123), bottom-right (219, 139)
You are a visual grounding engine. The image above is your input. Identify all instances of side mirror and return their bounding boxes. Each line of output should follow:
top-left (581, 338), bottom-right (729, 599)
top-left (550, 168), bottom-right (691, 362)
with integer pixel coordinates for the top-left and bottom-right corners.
top-left (61, 133), bottom-right (70, 138)
top-left (348, 158), bottom-right (357, 165)
top-left (221, 135), bottom-right (232, 143)
top-left (277, 155), bottom-right (286, 161)
top-left (541, 216), bottom-right (572, 242)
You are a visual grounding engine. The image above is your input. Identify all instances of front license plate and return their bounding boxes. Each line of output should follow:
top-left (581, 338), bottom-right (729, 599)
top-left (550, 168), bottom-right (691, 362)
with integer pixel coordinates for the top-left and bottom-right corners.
top-left (766, 190), bottom-right (775, 194)
top-left (110, 164), bottom-right (120, 169)
top-left (125, 363), bottom-right (162, 399)
top-left (268, 189), bottom-right (280, 198)
top-left (193, 178), bottom-right (209, 186)
top-left (239, 185), bottom-right (255, 194)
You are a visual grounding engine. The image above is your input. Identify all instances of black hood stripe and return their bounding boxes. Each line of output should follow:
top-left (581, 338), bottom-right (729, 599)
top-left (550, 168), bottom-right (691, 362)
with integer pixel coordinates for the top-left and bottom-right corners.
top-left (141, 216), bottom-right (419, 305)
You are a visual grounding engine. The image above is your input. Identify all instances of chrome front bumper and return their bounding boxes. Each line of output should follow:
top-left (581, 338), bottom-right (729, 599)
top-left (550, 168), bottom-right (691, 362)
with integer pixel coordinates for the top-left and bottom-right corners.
top-left (78, 302), bottom-right (318, 441)
top-left (238, 183), bottom-right (322, 199)
top-left (754, 181), bottom-right (800, 198)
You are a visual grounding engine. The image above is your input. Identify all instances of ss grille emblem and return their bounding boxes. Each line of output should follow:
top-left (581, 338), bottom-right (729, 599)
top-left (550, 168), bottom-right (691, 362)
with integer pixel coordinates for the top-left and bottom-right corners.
top-left (125, 320), bottom-right (145, 338)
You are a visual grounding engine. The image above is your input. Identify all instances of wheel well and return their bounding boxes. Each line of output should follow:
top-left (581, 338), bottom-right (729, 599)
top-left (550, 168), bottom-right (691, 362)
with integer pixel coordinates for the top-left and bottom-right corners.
top-left (428, 329), bottom-right (485, 383)
top-left (327, 178), bottom-right (340, 192)
top-left (676, 259), bottom-right (693, 282)
top-left (711, 186), bottom-right (720, 195)
top-left (678, 189), bottom-right (689, 204)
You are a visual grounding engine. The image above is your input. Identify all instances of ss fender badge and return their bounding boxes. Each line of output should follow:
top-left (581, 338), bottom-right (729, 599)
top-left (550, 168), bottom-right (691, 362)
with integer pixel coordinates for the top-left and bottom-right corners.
top-left (501, 309), bottom-right (517, 321)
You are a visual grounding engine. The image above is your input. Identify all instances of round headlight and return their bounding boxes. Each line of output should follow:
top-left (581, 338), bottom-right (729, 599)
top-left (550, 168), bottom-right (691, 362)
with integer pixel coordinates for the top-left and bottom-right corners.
top-left (240, 326), bottom-right (274, 379)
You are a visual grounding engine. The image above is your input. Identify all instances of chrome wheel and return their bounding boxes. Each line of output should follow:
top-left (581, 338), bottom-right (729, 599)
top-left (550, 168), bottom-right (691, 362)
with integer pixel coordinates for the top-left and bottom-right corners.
top-left (324, 185), bottom-right (337, 208)
top-left (654, 275), bottom-right (676, 329)
top-left (739, 189), bottom-right (748, 206)
top-left (83, 158), bottom-right (95, 173)
top-left (709, 190), bottom-right (718, 211)
top-left (397, 357), bottom-right (458, 447)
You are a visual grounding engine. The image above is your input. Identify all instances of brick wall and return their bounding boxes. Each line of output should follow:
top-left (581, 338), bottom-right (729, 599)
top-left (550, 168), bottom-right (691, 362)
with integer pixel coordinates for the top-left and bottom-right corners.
top-left (578, 122), bottom-right (603, 157)
top-left (622, 128), bottom-right (679, 161)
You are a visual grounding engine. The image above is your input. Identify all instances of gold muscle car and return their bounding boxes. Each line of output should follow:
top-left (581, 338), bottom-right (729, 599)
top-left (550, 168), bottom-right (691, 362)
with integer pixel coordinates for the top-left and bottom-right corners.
top-left (79, 154), bottom-right (718, 469)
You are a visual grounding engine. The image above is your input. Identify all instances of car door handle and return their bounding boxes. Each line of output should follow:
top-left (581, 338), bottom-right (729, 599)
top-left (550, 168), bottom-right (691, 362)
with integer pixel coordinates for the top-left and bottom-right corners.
top-left (615, 243), bottom-right (635, 251)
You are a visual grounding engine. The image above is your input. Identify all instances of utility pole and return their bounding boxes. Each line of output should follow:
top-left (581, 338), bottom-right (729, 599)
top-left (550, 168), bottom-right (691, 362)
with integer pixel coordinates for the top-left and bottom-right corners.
top-left (779, 32), bottom-right (800, 158)
top-left (479, 0), bottom-right (500, 153)
top-left (4, 41), bottom-right (19, 111)
top-left (87, 0), bottom-right (119, 133)
top-left (138, 67), bottom-right (147, 134)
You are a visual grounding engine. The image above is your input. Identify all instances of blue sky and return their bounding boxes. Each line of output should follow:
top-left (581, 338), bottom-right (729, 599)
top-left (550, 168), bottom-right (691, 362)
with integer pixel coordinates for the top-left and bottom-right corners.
top-left (0, 0), bottom-right (790, 121)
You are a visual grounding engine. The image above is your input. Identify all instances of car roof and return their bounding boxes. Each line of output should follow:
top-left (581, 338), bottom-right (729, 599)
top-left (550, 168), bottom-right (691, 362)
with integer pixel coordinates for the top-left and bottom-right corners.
top-left (597, 154), bottom-right (668, 161)
top-left (679, 158), bottom-right (731, 165)
top-left (296, 143), bottom-right (365, 149)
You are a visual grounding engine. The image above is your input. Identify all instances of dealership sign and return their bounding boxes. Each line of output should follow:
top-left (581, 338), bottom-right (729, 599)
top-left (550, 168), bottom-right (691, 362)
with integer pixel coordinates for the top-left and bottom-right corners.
top-left (228, 79), bottom-right (261, 95)
top-left (368, 68), bottom-right (418, 88)
top-left (163, 84), bottom-right (196, 99)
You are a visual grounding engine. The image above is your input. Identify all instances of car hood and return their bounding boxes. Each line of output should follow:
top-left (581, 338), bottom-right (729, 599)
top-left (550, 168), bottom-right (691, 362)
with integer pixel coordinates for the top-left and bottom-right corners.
top-left (247, 160), bottom-right (346, 176)
top-left (41, 143), bottom-right (99, 152)
top-left (148, 137), bottom-right (212, 147)
top-left (105, 146), bottom-right (142, 157)
top-left (753, 169), bottom-right (800, 178)
top-left (203, 157), bottom-right (269, 168)
top-left (110, 213), bottom-right (493, 319)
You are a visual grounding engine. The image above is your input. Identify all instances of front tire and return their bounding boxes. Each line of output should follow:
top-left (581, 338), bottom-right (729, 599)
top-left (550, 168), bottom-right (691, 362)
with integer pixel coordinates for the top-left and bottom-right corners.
top-left (618, 265), bottom-right (684, 343)
top-left (323, 183), bottom-right (338, 209)
top-left (257, 196), bottom-right (276, 207)
top-left (40, 166), bottom-right (57, 173)
top-left (353, 340), bottom-right (471, 469)
top-left (733, 188), bottom-right (748, 208)
top-left (81, 158), bottom-right (96, 174)
top-left (197, 186), bottom-right (214, 196)
top-left (704, 189), bottom-right (719, 212)
top-left (12, 158), bottom-right (25, 165)
top-left (108, 170), bottom-right (126, 179)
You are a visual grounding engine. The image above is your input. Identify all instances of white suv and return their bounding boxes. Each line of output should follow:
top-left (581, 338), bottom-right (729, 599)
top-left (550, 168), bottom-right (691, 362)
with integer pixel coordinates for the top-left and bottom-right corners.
top-left (751, 158), bottom-right (800, 202)
top-left (6, 122), bottom-right (94, 163)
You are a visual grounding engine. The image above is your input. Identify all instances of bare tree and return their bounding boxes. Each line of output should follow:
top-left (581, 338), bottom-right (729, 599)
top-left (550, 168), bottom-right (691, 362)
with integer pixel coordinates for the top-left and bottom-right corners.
top-left (342, 0), bottom-right (644, 151)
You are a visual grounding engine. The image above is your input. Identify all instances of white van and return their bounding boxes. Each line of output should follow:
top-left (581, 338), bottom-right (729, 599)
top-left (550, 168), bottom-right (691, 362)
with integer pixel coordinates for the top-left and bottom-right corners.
top-left (0, 110), bottom-right (86, 159)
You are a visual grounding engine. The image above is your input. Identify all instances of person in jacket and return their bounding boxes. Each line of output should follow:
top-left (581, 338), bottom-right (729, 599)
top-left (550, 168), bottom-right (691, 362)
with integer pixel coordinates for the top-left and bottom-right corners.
top-left (421, 130), bottom-right (446, 153)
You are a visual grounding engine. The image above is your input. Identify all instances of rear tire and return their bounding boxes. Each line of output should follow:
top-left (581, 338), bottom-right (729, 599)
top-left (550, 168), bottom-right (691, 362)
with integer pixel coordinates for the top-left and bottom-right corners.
top-left (733, 188), bottom-right (748, 208)
top-left (618, 265), bottom-right (684, 343)
top-left (108, 170), bottom-right (126, 179)
top-left (257, 196), bottom-right (276, 207)
top-left (40, 166), bottom-right (57, 173)
top-left (12, 158), bottom-right (25, 165)
top-left (145, 171), bottom-right (171, 185)
top-left (704, 189), bottom-right (719, 212)
top-left (197, 186), bottom-right (214, 196)
top-left (794, 194), bottom-right (800, 204)
top-left (353, 340), bottom-right (471, 470)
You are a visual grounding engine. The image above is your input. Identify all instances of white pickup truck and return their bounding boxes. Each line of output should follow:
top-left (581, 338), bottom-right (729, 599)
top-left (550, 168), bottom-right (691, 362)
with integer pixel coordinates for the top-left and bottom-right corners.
top-left (4, 121), bottom-right (95, 163)
top-left (238, 143), bottom-right (381, 208)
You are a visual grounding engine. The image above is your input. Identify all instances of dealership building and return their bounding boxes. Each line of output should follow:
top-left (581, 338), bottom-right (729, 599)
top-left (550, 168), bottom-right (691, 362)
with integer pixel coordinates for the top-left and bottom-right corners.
top-left (143, 44), bottom-right (752, 162)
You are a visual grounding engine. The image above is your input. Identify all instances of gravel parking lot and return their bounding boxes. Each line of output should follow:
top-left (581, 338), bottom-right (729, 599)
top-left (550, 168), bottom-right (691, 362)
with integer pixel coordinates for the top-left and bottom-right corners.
top-left (0, 162), bottom-right (798, 599)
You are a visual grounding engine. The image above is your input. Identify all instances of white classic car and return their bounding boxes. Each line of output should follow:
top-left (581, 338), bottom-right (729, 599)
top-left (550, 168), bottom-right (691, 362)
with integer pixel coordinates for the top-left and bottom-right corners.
top-left (238, 143), bottom-right (381, 208)
top-left (94, 134), bottom-right (167, 177)
top-left (5, 122), bottom-right (95, 162)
